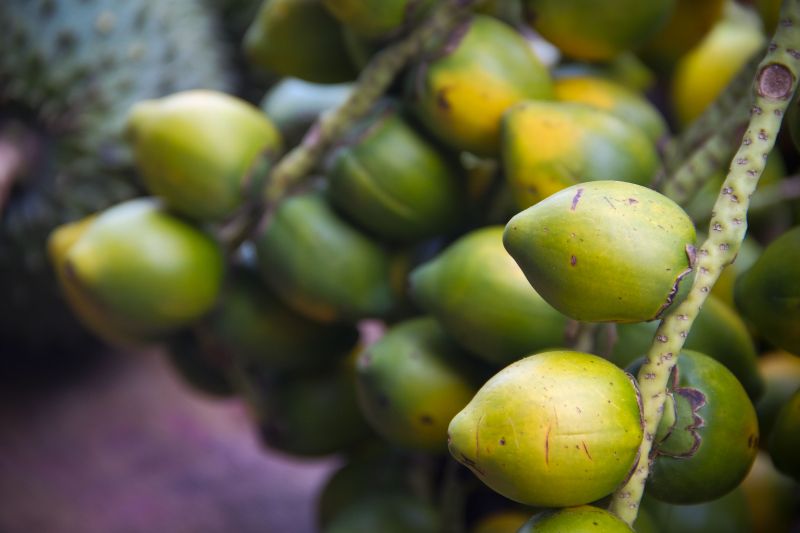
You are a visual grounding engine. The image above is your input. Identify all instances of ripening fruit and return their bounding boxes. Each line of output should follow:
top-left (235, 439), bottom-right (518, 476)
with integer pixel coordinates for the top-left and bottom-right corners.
top-left (503, 102), bottom-right (659, 208)
top-left (504, 181), bottom-right (696, 323)
top-left (518, 506), bottom-right (634, 533)
top-left (448, 351), bottom-right (643, 507)
top-left (407, 14), bottom-right (553, 156)
top-left (126, 90), bottom-right (282, 221)
top-left (768, 388), bottom-right (800, 481)
top-left (49, 198), bottom-right (224, 345)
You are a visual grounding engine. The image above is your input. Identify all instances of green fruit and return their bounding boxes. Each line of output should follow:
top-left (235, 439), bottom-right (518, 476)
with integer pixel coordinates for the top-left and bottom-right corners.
top-left (553, 75), bottom-right (667, 142)
top-left (126, 90), bottom-right (282, 221)
top-left (253, 191), bottom-right (399, 322)
top-left (255, 351), bottom-right (372, 456)
top-left (0, 0), bottom-right (231, 357)
top-left (504, 181), bottom-right (696, 323)
top-left (261, 78), bottom-right (352, 146)
top-left (327, 104), bottom-right (464, 242)
top-left (643, 488), bottom-right (754, 533)
top-left (523, 0), bottom-right (675, 61)
top-left (49, 198), bottom-right (224, 345)
top-left (407, 14), bottom-right (553, 156)
top-left (244, 0), bottom-right (357, 83)
top-left (208, 267), bottom-right (359, 372)
top-left (321, 0), bottom-right (433, 41)
top-left (165, 329), bottom-right (235, 397)
top-left (448, 351), bottom-right (643, 507)
top-left (603, 294), bottom-right (764, 401)
top-left (735, 226), bottom-right (800, 355)
top-left (756, 350), bottom-right (800, 442)
top-left (518, 506), bottom-right (634, 533)
top-left (768, 387), bottom-right (800, 480)
top-left (356, 317), bottom-right (484, 451)
top-left (644, 350), bottom-right (759, 504)
top-left (502, 101), bottom-right (660, 208)
top-left (323, 493), bottom-right (441, 533)
top-left (410, 226), bottom-right (567, 366)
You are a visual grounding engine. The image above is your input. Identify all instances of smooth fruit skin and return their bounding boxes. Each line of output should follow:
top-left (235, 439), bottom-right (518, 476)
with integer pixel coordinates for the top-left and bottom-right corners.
top-left (647, 351), bottom-right (760, 504)
top-left (768, 388), bottom-right (800, 481)
top-left (504, 181), bottom-right (696, 323)
top-left (208, 267), bottom-right (359, 372)
top-left (643, 488), bottom-right (754, 533)
top-left (603, 294), bottom-right (764, 401)
top-left (49, 198), bottom-right (224, 345)
top-left (734, 226), bottom-right (800, 356)
top-left (126, 90), bottom-right (282, 221)
top-left (523, 0), bottom-right (675, 61)
top-left (408, 14), bottom-right (553, 156)
top-left (554, 75), bottom-right (667, 142)
top-left (518, 506), bottom-right (634, 533)
top-left (355, 317), bottom-right (484, 452)
top-left (448, 351), bottom-right (643, 507)
top-left (244, 0), bottom-right (357, 83)
top-left (502, 101), bottom-right (659, 208)
top-left (321, 0), bottom-right (433, 41)
top-left (410, 226), bottom-right (567, 366)
top-left (469, 509), bottom-right (531, 533)
top-left (254, 192), bottom-right (398, 323)
top-left (327, 105), bottom-right (463, 242)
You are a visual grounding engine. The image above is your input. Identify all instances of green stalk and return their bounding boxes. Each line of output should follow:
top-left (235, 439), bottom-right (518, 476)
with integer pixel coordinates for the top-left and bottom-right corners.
top-left (660, 102), bottom-right (750, 205)
top-left (262, 0), bottom-right (477, 206)
top-left (609, 0), bottom-right (800, 524)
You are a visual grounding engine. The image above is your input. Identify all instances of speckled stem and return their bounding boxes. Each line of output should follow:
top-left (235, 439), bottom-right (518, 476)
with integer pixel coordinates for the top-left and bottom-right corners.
top-left (262, 0), bottom-right (477, 206)
top-left (609, 2), bottom-right (800, 524)
top-left (662, 53), bottom-right (762, 172)
top-left (660, 103), bottom-right (750, 205)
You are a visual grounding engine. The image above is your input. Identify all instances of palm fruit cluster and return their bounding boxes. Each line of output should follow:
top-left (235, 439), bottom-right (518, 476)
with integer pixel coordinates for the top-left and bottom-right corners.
top-left (33, 0), bottom-right (800, 530)
top-left (0, 0), bottom-right (233, 362)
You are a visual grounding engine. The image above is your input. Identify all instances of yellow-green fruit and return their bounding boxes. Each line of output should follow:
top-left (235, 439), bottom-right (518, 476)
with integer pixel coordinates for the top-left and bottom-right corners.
top-left (253, 192), bottom-right (398, 323)
top-left (504, 181), bottom-right (696, 323)
top-left (604, 294), bottom-right (764, 401)
top-left (671, 5), bottom-right (765, 127)
top-left (355, 317), bottom-right (484, 452)
top-left (523, 0), bottom-right (675, 61)
top-left (410, 226), bottom-right (567, 366)
top-left (126, 90), bottom-right (282, 221)
top-left (646, 351), bottom-right (759, 504)
top-left (407, 14), bottom-right (553, 156)
top-left (448, 351), bottom-right (643, 507)
top-left (208, 267), bottom-right (359, 372)
top-left (734, 226), bottom-right (800, 355)
top-left (321, 0), bottom-right (433, 41)
top-left (244, 0), bottom-right (357, 83)
top-left (327, 105), bottom-right (463, 242)
top-left (503, 102), bottom-right (659, 208)
top-left (553, 75), bottom-right (667, 142)
top-left (768, 388), bottom-right (800, 480)
top-left (470, 509), bottom-right (531, 533)
top-left (518, 506), bottom-right (634, 533)
top-left (48, 198), bottom-right (224, 345)
top-left (638, 0), bottom-right (725, 71)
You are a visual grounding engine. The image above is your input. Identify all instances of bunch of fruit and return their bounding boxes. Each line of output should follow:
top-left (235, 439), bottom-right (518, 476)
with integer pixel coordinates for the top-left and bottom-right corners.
top-left (4, 0), bottom-right (800, 531)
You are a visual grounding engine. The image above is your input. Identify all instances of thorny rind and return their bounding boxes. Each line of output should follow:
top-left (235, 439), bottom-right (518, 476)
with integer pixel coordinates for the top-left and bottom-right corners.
top-left (609, 0), bottom-right (800, 525)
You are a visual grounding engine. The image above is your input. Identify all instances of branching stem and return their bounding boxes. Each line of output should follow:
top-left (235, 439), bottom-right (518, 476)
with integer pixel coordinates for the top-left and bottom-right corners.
top-left (609, 1), bottom-right (800, 524)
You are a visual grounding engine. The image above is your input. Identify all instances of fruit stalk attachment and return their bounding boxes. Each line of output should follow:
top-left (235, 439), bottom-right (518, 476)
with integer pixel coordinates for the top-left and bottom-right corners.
top-left (609, 0), bottom-right (800, 524)
top-left (261, 0), bottom-right (478, 207)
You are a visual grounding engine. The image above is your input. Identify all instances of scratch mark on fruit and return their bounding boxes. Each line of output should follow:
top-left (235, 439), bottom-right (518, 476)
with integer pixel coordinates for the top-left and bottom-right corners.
top-left (581, 440), bottom-right (593, 460)
top-left (506, 416), bottom-right (521, 449)
top-left (545, 425), bottom-right (551, 465)
top-left (571, 187), bottom-right (584, 210)
top-left (603, 196), bottom-right (615, 209)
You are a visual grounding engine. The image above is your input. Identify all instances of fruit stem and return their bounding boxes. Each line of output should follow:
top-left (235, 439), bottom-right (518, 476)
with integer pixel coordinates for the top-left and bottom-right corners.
top-left (608, 1), bottom-right (800, 524)
top-left (661, 53), bottom-right (762, 173)
top-left (261, 0), bottom-right (478, 207)
top-left (659, 103), bottom-right (750, 205)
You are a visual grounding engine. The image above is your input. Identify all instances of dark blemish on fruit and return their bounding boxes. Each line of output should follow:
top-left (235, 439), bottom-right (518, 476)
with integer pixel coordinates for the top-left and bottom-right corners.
top-left (500, 438), bottom-right (506, 446)
top-left (571, 187), bottom-right (584, 210)
top-left (582, 440), bottom-right (593, 460)
top-left (570, 255), bottom-right (577, 266)
top-left (628, 198), bottom-right (638, 205)
top-left (437, 87), bottom-right (451, 110)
